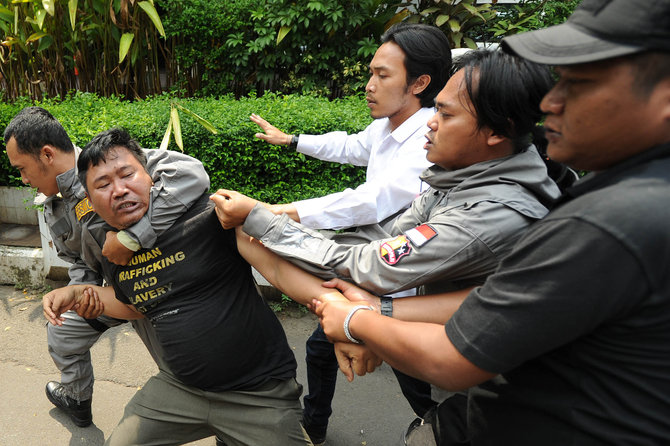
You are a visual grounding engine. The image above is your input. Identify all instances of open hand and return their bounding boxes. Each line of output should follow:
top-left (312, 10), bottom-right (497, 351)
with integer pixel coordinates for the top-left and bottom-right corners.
top-left (322, 278), bottom-right (381, 311)
top-left (250, 114), bottom-right (291, 146)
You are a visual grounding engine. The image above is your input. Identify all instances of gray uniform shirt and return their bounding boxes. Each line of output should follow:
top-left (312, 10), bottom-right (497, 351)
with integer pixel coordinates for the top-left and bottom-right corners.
top-left (43, 147), bottom-right (210, 285)
top-left (243, 146), bottom-right (560, 295)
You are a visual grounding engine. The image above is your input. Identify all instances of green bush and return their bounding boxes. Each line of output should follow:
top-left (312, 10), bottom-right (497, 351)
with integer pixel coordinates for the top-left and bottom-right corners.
top-left (0, 92), bottom-right (370, 204)
top-left (159, 0), bottom-right (257, 97)
top-left (474, 0), bottom-right (581, 43)
top-left (158, 0), bottom-right (399, 98)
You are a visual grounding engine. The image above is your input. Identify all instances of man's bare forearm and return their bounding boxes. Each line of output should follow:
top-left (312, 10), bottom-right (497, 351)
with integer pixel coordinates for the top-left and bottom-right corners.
top-left (235, 228), bottom-right (344, 307)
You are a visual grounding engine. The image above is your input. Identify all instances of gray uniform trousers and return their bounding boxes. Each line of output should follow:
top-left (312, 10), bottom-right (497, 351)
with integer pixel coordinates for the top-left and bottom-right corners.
top-left (47, 312), bottom-right (167, 401)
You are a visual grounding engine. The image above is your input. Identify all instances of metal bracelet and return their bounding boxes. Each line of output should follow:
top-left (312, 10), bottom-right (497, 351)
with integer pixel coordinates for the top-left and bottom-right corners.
top-left (343, 305), bottom-right (374, 344)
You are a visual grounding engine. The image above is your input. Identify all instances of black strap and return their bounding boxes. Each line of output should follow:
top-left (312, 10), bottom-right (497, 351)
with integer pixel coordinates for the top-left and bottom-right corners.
top-left (83, 317), bottom-right (124, 332)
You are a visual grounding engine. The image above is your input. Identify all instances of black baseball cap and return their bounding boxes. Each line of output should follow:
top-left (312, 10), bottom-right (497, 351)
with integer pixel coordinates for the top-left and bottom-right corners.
top-left (502, 0), bottom-right (670, 65)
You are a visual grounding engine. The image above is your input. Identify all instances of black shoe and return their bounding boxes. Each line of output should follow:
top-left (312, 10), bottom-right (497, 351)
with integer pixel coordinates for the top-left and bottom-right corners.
top-left (215, 438), bottom-right (227, 446)
top-left (403, 417), bottom-right (436, 446)
top-left (45, 381), bottom-right (92, 427)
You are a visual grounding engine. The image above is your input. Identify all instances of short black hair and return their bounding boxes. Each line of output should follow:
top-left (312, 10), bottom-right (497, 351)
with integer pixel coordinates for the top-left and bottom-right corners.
top-left (381, 23), bottom-right (452, 108)
top-left (78, 128), bottom-right (147, 191)
top-left (453, 50), bottom-right (554, 152)
top-left (3, 106), bottom-right (74, 157)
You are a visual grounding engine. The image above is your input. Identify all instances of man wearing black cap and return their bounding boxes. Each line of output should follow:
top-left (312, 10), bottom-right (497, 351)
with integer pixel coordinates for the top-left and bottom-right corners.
top-left (314, 0), bottom-right (670, 444)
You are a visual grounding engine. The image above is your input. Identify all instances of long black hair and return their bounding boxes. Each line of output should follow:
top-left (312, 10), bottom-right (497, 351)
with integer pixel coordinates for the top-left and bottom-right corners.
top-left (455, 50), bottom-right (577, 190)
top-left (381, 23), bottom-right (452, 108)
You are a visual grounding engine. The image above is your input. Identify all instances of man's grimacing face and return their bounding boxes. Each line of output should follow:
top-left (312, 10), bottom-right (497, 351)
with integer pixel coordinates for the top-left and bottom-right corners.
top-left (84, 146), bottom-right (153, 230)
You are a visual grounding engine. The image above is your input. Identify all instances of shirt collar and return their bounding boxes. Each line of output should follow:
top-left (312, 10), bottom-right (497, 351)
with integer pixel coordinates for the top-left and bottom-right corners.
top-left (55, 146), bottom-right (86, 200)
top-left (390, 107), bottom-right (434, 144)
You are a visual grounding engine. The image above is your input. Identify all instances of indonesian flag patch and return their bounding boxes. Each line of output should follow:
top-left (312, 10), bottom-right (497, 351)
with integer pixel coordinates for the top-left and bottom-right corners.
top-left (405, 224), bottom-right (438, 248)
top-left (74, 197), bottom-right (94, 221)
top-left (380, 235), bottom-right (412, 265)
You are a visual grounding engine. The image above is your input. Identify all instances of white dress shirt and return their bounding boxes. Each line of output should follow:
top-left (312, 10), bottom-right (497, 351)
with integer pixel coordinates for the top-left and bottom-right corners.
top-left (293, 107), bottom-right (434, 230)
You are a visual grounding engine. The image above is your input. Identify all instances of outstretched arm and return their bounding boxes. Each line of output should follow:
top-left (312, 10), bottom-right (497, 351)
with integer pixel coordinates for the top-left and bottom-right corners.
top-left (314, 297), bottom-right (495, 391)
top-left (241, 203), bottom-right (500, 296)
top-left (43, 284), bottom-right (142, 325)
top-left (322, 278), bottom-right (471, 324)
top-left (210, 190), bottom-right (299, 229)
top-left (232, 226), bottom-right (347, 308)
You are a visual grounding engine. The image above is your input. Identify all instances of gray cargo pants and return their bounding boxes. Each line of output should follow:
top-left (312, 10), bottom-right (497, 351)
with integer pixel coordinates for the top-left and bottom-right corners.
top-left (46, 311), bottom-right (166, 401)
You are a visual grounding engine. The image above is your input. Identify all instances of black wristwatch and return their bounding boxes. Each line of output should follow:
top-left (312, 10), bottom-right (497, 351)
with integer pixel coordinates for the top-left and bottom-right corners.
top-left (380, 296), bottom-right (393, 317)
top-left (288, 134), bottom-right (299, 149)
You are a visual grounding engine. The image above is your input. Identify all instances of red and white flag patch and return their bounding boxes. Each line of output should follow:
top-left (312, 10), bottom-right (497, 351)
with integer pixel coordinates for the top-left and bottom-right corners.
top-left (404, 224), bottom-right (437, 247)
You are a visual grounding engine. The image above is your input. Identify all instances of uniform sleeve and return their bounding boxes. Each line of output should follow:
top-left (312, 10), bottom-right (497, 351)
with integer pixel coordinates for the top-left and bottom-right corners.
top-left (56, 238), bottom-right (102, 286)
top-left (243, 200), bottom-right (517, 296)
top-left (121, 149), bottom-right (210, 249)
top-left (446, 218), bottom-right (648, 374)
top-left (45, 207), bottom-right (103, 286)
top-left (66, 258), bottom-right (104, 286)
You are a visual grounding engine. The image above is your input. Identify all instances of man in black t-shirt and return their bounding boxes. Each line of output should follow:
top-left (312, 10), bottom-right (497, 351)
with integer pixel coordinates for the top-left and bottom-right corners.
top-left (42, 129), bottom-right (317, 446)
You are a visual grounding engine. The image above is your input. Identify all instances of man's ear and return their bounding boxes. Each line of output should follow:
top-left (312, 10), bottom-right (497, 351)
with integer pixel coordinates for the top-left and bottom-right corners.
top-left (481, 125), bottom-right (507, 147)
top-left (41, 145), bottom-right (56, 165)
top-left (85, 192), bottom-right (95, 211)
top-left (411, 74), bottom-right (431, 96)
top-left (486, 133), bottom-right (506, 147)
top-left (656, 77), bottom-right (670, 123)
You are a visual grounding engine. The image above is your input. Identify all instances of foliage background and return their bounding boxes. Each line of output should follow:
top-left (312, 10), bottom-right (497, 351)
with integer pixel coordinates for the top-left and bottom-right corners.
top-left (0, 93), bottom-right (369, 203)
top-left (0, 1), bottom-right (580, 193)
top-left (0, 0), bottom-right (579, 100)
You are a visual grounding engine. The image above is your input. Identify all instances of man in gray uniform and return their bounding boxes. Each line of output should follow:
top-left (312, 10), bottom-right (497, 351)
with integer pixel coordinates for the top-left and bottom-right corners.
top-left (214, 50), bottom-right (563, 430)
top-left (216, 49), bottom-right (561, 306)
top-left (4, 107), bottom-right (209, 427)
top-left (247, 23), bottom-right (452, 443)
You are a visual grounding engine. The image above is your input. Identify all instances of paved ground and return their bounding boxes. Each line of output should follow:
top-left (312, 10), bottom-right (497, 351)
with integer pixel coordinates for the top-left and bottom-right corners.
top-left (0, 284), bottom-right (416, 446)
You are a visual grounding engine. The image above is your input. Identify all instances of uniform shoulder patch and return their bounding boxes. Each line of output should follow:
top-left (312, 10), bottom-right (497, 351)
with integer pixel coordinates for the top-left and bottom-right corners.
top-left (404, 224), bottom-right (437, 247)
top-left (74, 197), bottom-right (94, 221)
top-left (380, 235), bottom-right (412, 265)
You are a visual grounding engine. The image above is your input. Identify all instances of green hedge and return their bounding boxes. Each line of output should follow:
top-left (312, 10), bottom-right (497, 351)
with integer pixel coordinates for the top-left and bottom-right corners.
top-left (0, 92), bottom-right (370, 203)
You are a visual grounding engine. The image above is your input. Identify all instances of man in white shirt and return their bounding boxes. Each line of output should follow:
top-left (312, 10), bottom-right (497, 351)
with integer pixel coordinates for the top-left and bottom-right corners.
top-left (250, 24), bottom-right (450, 231)
top-left (247, 23), bottom-right (452, 444)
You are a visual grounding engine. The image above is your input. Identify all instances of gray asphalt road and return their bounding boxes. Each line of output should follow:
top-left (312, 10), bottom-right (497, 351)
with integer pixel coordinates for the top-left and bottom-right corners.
top-left (0, 285), bottom-right (415, 445)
